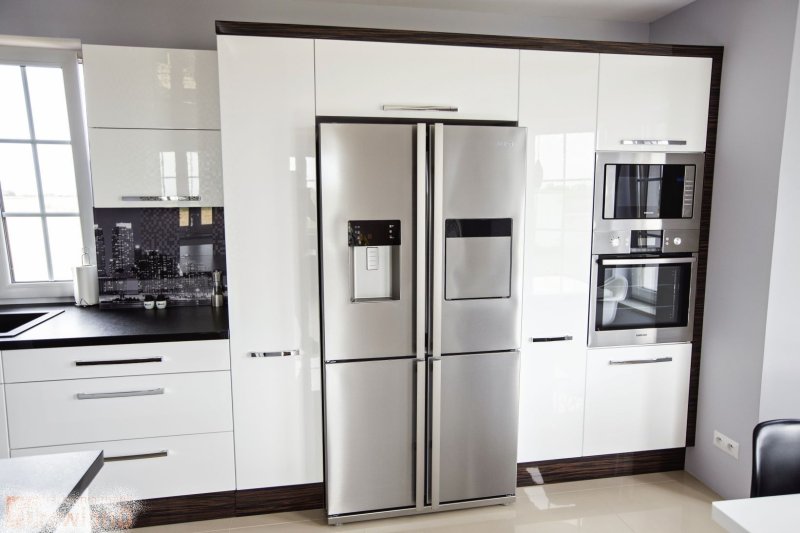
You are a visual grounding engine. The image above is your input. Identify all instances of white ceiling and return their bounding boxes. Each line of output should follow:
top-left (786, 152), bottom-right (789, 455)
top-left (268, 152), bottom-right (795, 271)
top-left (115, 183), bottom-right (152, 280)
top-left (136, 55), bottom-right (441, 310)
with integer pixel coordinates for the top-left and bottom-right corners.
top-left (322, 0), bottom-right (697, 23)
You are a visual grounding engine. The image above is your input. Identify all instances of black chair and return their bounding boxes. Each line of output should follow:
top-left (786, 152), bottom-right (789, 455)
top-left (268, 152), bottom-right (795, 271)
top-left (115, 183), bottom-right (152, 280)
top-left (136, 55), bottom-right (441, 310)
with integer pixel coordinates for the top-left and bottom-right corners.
top-left (751, 419), bottom-right (800, 497)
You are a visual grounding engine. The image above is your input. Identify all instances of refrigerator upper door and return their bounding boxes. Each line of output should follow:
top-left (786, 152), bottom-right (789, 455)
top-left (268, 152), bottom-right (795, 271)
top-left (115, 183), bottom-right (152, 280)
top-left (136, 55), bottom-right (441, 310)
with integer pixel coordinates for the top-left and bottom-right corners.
top-left (436, 125), bottom-right (527, 354)
top-left (319, 123), bottom-right (416, 361)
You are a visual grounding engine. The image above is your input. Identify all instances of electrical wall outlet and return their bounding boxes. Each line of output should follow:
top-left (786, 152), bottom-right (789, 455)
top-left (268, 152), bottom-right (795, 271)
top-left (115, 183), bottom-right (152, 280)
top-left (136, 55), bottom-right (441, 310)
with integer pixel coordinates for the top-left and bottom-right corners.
top-left (714, 430), bottom-right (740, 459)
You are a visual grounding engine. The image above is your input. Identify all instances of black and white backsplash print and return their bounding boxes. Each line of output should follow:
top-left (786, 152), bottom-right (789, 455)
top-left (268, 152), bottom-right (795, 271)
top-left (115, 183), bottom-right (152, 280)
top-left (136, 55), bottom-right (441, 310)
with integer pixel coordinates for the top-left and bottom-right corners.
top-left (93, 207), bottom-right (226, 308)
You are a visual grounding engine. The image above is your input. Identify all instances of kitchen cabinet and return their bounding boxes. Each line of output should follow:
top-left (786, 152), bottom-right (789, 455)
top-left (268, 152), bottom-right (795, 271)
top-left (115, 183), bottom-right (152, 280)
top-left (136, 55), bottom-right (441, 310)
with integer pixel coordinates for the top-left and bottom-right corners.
top-left (596, 54), bottom-right (712, 152)
top-left (82, 45), bottom-right (220, 130)
top-left (82, 44), bottom-right (223, 207)
top-left (315, 40), bottom-right (519, 121)
top-left (583, 343), bottom-right (692, 456)
top-left (217, 35), bottom-right (323, 490)
top-left (88, 128), bottom-right (223, 207)
top-left (517, 51), bottom-right (597, 462)
top-left (2, 339), bottom-right (235, 500)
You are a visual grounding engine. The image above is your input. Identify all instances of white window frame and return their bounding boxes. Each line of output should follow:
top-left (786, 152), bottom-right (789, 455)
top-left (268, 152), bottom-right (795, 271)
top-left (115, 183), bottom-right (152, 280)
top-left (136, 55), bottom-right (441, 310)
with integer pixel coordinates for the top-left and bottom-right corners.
top-left (0, 45), bottom-right (94, 301)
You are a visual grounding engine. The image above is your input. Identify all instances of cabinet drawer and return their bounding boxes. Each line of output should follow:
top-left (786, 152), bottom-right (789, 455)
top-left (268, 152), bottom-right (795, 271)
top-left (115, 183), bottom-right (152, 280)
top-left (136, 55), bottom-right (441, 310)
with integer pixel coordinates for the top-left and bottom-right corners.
top-left (11, 432), bottom-right (234, 500)
top-left (89, 128), bottom-right (223, 208)
top-left (6, 371), bottom-right (232, 449)
top-left (3, 340), bottom-right (230, 383)
top-left (315, 40), bottom-right (519, 121)
top-left (82, 45), bottom-right (220, 130)
top-left (583, 344), bottom-right (691, 456)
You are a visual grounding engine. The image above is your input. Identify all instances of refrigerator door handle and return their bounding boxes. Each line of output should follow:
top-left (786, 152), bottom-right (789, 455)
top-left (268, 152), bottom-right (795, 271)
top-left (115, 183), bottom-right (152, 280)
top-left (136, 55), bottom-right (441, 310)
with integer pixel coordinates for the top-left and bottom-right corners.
top-left (430, 123), bottom-right (445, 509)
top-left (415, 124), bottom-right (426, 510)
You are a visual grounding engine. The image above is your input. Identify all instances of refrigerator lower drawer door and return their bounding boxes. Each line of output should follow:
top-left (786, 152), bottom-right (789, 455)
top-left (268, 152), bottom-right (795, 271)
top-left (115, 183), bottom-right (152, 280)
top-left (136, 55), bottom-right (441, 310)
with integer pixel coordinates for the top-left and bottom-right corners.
top-left (325, 358), bottom-right (416, 516)
top-left (438, 351), bottom-right (520, 504)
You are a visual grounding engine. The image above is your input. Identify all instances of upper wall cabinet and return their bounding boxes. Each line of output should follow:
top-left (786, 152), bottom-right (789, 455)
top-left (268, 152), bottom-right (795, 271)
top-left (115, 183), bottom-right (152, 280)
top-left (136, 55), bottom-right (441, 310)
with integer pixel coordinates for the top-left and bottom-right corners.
top-left (596, 54), bottom-right (712, 152)
top-left (82, 45), bottom-right (220, 129)
top-left (314, 40), bottom-right (519, 121)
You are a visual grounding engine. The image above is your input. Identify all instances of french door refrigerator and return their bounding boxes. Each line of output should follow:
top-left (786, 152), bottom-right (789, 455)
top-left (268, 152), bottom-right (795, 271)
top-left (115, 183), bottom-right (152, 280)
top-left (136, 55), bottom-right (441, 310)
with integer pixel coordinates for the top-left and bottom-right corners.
top-left (319, 122), bottom-right (526, 525)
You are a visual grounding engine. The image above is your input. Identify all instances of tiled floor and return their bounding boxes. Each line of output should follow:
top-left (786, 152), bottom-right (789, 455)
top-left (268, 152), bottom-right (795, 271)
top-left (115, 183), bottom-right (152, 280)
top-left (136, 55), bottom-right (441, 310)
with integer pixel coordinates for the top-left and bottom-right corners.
top-left (133, 471), bottom-right (724, 532)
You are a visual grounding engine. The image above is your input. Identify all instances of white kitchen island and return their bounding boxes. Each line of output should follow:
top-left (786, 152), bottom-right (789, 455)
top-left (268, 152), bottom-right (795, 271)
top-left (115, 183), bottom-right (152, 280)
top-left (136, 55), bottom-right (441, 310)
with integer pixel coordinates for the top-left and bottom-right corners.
top-left (713, 494), bottom-right (800, 532)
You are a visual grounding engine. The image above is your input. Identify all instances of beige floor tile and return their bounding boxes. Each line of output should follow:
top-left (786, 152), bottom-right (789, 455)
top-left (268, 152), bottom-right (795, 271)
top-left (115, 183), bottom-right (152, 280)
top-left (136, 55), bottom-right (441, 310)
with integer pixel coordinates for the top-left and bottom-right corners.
top-left (618, 506), bottom-right (726, 533)
top-left (131, 509), bottom-right (323, 532)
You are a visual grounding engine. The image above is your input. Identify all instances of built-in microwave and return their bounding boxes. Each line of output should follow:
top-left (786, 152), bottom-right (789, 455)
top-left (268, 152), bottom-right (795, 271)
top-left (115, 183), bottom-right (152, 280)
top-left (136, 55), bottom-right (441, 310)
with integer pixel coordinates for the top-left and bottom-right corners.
top-left (593, 152), bottom-right (705, 242)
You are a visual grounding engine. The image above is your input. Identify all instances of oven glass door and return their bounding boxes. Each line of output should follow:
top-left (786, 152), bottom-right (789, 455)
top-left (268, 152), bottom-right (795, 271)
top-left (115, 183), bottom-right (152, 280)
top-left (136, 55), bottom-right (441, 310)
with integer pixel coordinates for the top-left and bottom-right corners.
top-left (604, 164), bottom-right (695, 219)
top-left (595, 256), bottom-right (693, 331)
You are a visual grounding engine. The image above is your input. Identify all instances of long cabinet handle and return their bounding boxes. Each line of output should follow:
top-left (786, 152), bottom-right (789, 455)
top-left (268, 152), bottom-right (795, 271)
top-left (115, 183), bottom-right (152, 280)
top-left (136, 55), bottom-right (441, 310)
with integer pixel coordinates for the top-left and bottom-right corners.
top-left (249, 350), bottom-right (300, 358)
top-left (608, 357), bottom-right (673, 365)
top-left (75, 357), bottom-right (163, 366)
top-left (104, 450), bottom-right (169, 463)
top-left (382, 104), bottom-right (458, 112)
top-left (529, 335), bottom-right (573, 343)
top-left (620, 139), bottom-right (687, 146)
top-left (120, 195), bottom-right (201, 202)
top-left (76, 388), bottom-right (165, 400)
top-left (601, 257), bottom-right (696, 266)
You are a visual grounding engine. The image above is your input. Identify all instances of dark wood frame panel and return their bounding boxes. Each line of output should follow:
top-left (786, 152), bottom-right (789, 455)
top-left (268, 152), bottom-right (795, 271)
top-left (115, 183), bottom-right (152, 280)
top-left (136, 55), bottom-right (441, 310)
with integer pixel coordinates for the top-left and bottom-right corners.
top-left (108, 19), bottom-right (722, 530)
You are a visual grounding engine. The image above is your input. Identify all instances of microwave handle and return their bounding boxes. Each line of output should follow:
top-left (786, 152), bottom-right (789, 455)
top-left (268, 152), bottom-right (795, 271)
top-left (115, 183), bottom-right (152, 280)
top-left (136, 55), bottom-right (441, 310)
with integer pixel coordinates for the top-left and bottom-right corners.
top-left (620, 139), bottom-right (688, 146)
top-left (601, 256), bottom-right (697, 266)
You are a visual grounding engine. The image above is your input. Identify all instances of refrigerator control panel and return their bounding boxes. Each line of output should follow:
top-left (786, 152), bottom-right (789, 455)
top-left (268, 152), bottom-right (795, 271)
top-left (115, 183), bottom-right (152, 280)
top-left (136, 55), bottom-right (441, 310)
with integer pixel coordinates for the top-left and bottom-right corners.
top-left (348, 220), bottom-right (401, 247)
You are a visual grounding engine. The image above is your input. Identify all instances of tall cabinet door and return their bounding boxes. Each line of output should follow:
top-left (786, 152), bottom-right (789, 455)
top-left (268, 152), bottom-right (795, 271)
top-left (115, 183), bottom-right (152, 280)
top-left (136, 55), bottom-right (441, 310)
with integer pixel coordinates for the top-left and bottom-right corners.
top-left (217, 35), bottom-right (322, 489)
top-left (517, 51), bottom-right (598, 463)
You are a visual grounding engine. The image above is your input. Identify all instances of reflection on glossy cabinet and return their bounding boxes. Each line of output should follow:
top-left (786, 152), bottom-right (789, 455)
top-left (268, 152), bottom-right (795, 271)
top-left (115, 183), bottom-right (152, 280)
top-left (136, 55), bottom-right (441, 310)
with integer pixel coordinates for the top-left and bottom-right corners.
top-left (315, 40), bottom-right (519, 121)
top-left (583, 343), bottom-right (692, 456)
top-left (517, 51), bottom-right (598, 462)
top-left (596, 54), bottom-right (712, 152)
top-left (217, 35), bottom-right (322, 489)
top-left (82, 45), bottom-right (220, 130)
top-left (89, 128), bottom-right (223, 207)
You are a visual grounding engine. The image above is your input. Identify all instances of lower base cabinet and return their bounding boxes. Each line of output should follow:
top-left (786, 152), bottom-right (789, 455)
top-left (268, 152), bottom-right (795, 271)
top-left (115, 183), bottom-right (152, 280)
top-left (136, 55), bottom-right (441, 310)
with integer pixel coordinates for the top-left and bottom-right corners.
top-left (12, 432), bottom-right (235, 501)
top-left (583, 343), bottom-right (692, 456)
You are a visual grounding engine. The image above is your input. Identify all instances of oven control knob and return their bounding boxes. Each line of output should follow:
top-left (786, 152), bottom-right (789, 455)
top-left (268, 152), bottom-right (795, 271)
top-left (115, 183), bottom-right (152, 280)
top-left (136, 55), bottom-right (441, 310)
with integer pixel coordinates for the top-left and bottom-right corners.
top-left (674, 237), bottom-right (683, 246)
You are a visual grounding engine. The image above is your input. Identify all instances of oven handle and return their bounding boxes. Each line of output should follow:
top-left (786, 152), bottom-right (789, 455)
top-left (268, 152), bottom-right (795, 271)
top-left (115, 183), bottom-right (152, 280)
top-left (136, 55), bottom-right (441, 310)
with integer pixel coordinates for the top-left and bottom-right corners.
top-left (600, 256), bottom-right (697, 266)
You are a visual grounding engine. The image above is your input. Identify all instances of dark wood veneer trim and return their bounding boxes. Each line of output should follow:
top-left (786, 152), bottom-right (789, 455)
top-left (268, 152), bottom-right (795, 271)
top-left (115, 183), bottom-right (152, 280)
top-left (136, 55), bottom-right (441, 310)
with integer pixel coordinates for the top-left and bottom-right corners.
top-left (215, 21), bottom-right (722, 58)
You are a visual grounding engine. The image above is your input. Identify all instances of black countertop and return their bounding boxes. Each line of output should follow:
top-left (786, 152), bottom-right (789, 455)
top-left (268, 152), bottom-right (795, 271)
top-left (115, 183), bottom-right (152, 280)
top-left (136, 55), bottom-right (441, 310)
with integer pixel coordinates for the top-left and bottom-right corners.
top-left (0, 450), bottom-right (103, 532)
top-left (0, 303), bottom-right (228, 350)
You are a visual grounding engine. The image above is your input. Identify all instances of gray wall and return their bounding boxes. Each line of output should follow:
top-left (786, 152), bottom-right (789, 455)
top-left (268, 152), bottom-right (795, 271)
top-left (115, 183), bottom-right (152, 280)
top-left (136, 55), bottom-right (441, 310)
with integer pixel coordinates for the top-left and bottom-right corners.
top-left (651, 0), bottom-right (799, 499)
top-left (760, 9), bottom-right (800, 422)
top-left (0, 0), bottom-right (649, 50)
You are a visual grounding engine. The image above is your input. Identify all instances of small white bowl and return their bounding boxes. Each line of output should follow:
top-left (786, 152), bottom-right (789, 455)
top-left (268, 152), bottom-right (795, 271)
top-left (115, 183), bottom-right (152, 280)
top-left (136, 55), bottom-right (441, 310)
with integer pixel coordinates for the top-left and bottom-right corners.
top-left (156, 300), bottom-right (167, 309)
top-left (143, 301), bottom-right (155, 310)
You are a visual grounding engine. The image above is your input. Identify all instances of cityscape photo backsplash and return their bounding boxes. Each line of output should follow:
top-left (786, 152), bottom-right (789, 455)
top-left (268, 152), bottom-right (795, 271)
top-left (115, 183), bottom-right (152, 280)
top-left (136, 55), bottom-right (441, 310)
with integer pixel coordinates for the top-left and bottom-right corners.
top-left (93, 207), bottom-right (226, 308)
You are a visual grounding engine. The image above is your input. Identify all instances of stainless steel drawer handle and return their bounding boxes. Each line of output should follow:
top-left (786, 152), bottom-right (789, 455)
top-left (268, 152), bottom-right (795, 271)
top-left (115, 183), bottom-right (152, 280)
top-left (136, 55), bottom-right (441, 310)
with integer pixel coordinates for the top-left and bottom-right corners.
top-left (104, 450), bottom-right (169, 463)
top-left (120, 195), bottom-right (201, 202)
top-left (529, 335), bottom-right (573, 343)
top-left (381, 105), bottom-right (458, 112)
top-left (76, 388), bottom-right (165, 400)
top-left (601, 257), bottom-right (697, 266)
top-left (75, 357), bottom-right (163, 366)
top-left (249, 350), bottom-right (300, 358)
top-left (620, 139), bottom-right (688, 146)
top-left (609, 357), bottom-right (673, 365)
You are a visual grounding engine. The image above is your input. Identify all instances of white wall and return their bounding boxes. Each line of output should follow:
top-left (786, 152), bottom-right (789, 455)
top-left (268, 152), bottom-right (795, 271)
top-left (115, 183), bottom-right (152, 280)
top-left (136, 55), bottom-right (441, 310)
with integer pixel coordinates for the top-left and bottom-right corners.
top-left (760, 8), bottom-right (800, 422)
top-left (0, 0), bottom-right (649, 50)
top-left (651, 0), bottom-right (800, 499)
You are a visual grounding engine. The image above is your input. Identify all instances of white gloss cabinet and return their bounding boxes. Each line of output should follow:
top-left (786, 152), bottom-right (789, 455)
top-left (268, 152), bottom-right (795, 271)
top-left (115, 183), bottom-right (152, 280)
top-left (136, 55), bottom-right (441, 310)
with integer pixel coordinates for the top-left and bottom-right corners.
top-left (596, 54), bottom-right (712, 152)
top-left (583, 343), bottom-right (692, 456)
top-left (315, 40), bottom-right (519, 121)
top-left (82, 45), bottom-right (220, 129)
top-left (88, 128), bottom-right (223, 207)
top-left (517, 51), bottom-right (598, 462)
top-left (217, 35), bottom-right (323, 490)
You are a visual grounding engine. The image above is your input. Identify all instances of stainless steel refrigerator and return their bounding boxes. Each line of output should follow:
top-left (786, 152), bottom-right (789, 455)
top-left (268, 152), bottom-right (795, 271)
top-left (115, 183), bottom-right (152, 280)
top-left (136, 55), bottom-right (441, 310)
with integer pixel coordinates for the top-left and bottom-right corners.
top-left (319, 123), bottom-right (526, 525)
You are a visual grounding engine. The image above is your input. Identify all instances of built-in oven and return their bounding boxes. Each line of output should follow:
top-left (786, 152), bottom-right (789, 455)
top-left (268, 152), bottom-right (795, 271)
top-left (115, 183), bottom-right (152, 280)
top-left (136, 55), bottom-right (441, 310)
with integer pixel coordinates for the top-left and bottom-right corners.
top-left (588, 229), bottom-right (698, 348)
top-left (593, 152), bottom-right (704, 244)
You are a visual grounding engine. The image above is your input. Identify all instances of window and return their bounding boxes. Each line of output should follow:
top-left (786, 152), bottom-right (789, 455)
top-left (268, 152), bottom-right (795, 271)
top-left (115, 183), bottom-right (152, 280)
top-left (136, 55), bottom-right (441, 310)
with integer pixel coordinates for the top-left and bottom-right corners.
top-left (0, 46), bottom-right (91, 299)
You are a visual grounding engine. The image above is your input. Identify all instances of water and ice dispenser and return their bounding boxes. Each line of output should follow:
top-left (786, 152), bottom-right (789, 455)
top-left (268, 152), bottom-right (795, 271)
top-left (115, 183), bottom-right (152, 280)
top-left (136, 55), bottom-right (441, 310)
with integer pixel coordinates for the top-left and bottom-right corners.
top-left (348, 220), bottom-right (401, 301)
